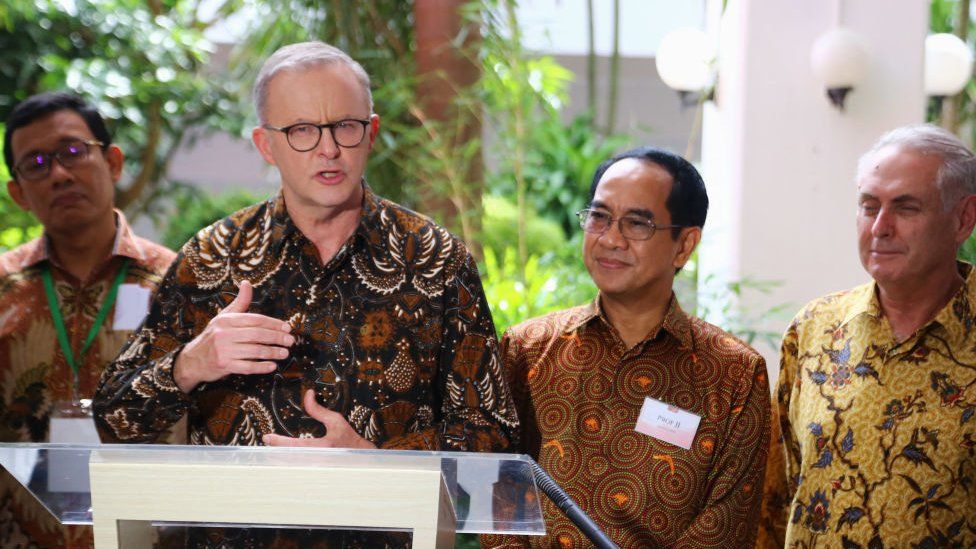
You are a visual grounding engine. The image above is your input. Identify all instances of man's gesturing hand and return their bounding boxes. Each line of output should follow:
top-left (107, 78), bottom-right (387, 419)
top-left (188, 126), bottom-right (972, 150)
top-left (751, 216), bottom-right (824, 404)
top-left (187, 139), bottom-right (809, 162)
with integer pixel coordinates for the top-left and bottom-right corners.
top-left (174, 280), bottom-right (294, 393)
top-left (262, 390), bottom-right (378, 449)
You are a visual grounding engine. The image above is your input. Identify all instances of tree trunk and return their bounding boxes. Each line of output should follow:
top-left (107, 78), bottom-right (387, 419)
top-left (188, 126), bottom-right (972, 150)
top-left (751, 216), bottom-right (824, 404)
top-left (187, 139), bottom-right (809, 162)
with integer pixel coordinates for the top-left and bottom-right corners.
top-left (413, 0), bottom-right (484, 253)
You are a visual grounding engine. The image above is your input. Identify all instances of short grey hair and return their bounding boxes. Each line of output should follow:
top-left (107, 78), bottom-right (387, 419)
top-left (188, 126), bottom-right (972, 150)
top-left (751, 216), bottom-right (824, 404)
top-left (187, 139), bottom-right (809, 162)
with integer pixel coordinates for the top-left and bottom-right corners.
top-left (252, 41), bottom-right (373, 124)
top-left (857, 124), bottom-right (976, 210)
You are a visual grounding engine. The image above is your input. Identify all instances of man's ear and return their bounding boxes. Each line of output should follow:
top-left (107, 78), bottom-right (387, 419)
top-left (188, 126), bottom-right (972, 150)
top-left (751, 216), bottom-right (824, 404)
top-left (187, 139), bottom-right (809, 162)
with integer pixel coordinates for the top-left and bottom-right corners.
top-left (367, 114), bottom-right (380, 150)
top-left (955, 194), bottom-right (976, 247)
top-left (7, 179), bottom-right (30, 212)
top-left (252, 126), bottom-right (277, 165)
top-left (105, 144), bottom-right (124, 183)
top-left (673, 226), bottom-right (702, 271)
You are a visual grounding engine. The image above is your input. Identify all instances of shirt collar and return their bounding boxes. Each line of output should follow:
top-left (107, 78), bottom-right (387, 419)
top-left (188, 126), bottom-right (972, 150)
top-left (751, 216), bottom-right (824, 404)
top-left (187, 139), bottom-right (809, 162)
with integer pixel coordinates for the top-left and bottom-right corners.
top-left (839, 281), bottom-right (883, 328)
top-left (839, 261), bottom-right (976, 345)
top-left (930, 261), bottom-right (975, 347)
top-left (110, 209), bottom-right (149, 262)
top-left (562, 293), bottom-right (696, 351)
top-left (19, 209), bottom-right (142, 270)
top-left (269, 179), bottom-right (383, 250)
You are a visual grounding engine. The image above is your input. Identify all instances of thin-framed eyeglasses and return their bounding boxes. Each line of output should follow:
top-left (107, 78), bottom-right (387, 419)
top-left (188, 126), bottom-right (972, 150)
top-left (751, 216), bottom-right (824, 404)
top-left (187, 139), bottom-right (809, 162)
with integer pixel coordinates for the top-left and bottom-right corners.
top-left (14, 139), bottom-right (105, 182)
top-left (576, 208), bottom-right (684, 241)
top-left (262, 119), bottom-right (371, 152)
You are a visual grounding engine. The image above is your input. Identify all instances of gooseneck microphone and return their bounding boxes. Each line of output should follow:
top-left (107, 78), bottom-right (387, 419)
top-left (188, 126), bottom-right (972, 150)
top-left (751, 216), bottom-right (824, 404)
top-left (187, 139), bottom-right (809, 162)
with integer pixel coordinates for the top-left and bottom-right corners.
top-left (528, 458), bottom-right (620, 549)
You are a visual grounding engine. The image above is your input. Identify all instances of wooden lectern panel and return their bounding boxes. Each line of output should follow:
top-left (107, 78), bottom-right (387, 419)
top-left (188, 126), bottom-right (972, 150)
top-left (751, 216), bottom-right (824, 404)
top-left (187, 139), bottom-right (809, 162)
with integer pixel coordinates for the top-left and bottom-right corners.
top-left (89, 449), bottom-right (456, 548)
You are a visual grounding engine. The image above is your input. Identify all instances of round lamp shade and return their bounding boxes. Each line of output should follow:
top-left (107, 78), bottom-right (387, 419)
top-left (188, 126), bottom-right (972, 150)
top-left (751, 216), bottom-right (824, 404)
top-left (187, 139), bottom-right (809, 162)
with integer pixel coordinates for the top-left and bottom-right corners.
top-left (656, 27), bottom-right (713, 92)
top-left (810, 28), bottom-right (870, 88)
top-left (924, 33), bottom-right (973, 96)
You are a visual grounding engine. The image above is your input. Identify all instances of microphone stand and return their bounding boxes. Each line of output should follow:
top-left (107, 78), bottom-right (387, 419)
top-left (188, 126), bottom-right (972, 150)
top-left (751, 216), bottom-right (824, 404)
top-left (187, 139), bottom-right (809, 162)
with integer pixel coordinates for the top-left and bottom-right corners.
top-left (528, 458), bottom-right (619, 549)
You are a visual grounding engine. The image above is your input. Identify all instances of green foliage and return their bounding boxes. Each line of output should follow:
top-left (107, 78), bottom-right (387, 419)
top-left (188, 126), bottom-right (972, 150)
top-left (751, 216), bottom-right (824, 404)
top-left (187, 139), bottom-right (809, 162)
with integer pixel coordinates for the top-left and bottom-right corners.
top-left (481, 194), bottom-right (567, 259)
top-left (478, 1), bottom-right (631, 268)
top-left (488, 111), bottom-right (630, 236)
top-left (228, 0), bottom-right (421, 207)
top-left (161, 186), bottom-right (270, 251)
top-left (928, 2), bottom-right (976, 265)
top-left (0, 0), bottom-right (239, 213)
top-left (930, 0), bottom-right (957, 33)
top-left (927, 0), bottom-right (976, 144)
top-left (0, 123), bottom-right (42, 252)
top-left (481, 246), bottom-right (596, 335)
top-left (523, 113), bottom-right (630, 234)
top-left (690, 274), bottom-right (792, 349)
top-left (960, 232), bottom-right (976, 264)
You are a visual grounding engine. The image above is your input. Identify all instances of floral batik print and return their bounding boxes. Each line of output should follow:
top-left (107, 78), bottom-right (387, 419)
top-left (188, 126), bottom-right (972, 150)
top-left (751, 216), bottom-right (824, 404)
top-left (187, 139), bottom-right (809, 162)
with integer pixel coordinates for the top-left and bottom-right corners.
top-left (92, 184), bottom-right (519, 547)
top-left (0, 211), bottom-right (175, 548)
top-left (759, 262), bottom-right (976, 548)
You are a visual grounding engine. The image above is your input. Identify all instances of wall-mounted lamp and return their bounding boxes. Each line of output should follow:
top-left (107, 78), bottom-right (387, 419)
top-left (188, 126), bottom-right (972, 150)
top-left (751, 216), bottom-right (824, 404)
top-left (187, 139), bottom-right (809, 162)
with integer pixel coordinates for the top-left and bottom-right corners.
top-left (924, 33), bottom-right (973, 98)
top-left (656, 27), bottom-right (715, 107)
top-left (810, 28), bottom-right (870, 111)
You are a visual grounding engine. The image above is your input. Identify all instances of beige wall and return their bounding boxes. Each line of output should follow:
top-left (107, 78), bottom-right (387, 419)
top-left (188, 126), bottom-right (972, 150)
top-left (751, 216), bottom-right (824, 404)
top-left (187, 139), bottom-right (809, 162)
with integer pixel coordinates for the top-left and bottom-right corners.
top-left (699, 0), bottom-right (929, 381)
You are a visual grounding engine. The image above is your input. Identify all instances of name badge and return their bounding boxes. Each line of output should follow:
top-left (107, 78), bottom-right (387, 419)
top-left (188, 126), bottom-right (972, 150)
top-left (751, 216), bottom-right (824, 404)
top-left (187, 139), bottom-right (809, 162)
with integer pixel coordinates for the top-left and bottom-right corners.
top-left (113, 283), bottom-right (151, 330)
top-left (635, 396), bottom-right (701, 450)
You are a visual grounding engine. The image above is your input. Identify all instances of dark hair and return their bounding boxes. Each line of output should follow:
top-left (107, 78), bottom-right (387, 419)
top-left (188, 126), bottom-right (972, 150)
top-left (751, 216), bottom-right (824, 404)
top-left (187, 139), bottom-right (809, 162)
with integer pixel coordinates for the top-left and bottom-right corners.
top-left (4, 92), bottom-right (112, 177)
top-left (589, 146), bottom-right (708, 238)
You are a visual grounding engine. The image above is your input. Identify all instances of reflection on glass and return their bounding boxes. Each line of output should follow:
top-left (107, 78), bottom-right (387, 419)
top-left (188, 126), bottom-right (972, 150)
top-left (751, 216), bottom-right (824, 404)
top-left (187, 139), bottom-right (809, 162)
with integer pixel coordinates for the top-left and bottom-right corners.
top-left (0, 444), bottom-right (545, 535)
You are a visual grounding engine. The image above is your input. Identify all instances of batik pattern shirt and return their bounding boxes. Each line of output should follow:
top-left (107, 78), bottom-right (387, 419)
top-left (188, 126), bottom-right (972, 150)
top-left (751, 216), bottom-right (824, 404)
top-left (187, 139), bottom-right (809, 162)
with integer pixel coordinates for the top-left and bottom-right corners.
top-left (0, 211), bottom-right (174, 548)
top-left (485, 297), bottom-right (770, 548)
top-left (93, 185), bottom-right (519, 453)
top-left (0, 211), bottom-right (175, 440)
top-left (758, 263), bottom-right (976, 548)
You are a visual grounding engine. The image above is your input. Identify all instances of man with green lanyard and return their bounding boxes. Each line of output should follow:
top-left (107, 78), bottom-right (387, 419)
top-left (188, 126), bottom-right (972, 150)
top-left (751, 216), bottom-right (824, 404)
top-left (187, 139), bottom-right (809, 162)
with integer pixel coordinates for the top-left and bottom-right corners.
top-left (0, 92), bottom-right (175, 546)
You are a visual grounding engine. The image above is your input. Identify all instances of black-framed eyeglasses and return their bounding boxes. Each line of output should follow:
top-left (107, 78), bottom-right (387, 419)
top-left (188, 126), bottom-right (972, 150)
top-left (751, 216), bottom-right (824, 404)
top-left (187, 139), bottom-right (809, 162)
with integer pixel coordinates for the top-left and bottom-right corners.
top-left (262, 119), bottom-right (371, 152)
top-left (13, 139), bottom-right (105, 182)
top-left (576, 208), bottom-right (683, 241)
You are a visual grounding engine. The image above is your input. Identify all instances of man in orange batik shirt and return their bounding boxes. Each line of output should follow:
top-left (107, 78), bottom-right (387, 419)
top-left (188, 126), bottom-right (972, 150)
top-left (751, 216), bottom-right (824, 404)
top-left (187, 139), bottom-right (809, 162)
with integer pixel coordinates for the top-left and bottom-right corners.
top-left (487, 146), bottom-right (771, 548)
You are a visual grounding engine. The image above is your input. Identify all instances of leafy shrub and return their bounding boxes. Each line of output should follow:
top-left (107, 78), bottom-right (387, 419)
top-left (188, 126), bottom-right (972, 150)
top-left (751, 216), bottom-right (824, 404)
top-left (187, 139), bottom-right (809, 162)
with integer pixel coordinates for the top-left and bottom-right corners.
top-left (0, 125), bottom-right (42, 252)
top-left (960, 232), bottom-right (976, 265)
top-left (161, 186), bottom-right (270, 251)
top-left (480, 246), bottom-right (595, 336)
top-left (481, 194), bottom-right (567, 259)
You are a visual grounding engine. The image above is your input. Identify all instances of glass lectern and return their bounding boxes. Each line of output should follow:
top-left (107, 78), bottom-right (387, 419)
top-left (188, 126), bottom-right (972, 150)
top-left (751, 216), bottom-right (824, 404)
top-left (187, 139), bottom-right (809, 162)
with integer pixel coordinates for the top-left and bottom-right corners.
top-left (0, 443), bottom-right (545, 548)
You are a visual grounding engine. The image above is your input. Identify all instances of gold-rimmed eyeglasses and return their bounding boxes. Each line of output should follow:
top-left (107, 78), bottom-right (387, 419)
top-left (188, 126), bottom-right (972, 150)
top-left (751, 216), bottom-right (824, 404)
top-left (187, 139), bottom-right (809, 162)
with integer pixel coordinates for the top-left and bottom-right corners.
top-left (576, 208), bottom-right (683, 240)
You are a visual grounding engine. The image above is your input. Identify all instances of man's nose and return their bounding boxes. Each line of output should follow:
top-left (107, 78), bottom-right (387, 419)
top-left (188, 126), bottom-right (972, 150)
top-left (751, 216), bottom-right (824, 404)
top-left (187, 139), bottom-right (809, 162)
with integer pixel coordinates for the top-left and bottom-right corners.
top-left (47, 158), bottom-right (75, 187)
top-left (599, 220), bottom-right (629, 249)
top-left (316, 129), bottom-right (341, 159)
top-left (871, 207), bottom-right (894, 238)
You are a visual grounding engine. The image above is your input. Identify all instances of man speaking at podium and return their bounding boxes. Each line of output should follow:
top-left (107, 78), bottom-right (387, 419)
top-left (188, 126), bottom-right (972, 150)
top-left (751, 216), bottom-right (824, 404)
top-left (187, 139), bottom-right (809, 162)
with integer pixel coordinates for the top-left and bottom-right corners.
top-left (487, 148), bottom-right (771, 548)
top-left (93, 41), bottom-right (518, 547)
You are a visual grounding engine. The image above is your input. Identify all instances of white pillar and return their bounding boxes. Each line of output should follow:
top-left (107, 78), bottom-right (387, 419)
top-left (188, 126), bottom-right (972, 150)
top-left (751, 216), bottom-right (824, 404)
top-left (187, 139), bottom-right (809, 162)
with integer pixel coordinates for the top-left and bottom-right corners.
top-left (698, 0), bottom-right (929, 383)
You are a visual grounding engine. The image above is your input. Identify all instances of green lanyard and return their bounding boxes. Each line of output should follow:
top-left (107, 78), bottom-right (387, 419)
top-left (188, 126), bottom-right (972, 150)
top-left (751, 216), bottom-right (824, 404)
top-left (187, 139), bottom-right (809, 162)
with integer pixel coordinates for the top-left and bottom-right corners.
top-left (41, 258), bottom-right (130, 381)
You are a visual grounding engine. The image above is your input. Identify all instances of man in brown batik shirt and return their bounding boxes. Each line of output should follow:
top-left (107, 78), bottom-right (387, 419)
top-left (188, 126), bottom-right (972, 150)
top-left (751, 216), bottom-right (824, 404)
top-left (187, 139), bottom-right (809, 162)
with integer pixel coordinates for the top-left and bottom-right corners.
top-left (486, 147), bottom-right (770, 548)
top-left (0, 91), bottom-right (175, 548)
top-left (93, 41), bottom-right (518, 547)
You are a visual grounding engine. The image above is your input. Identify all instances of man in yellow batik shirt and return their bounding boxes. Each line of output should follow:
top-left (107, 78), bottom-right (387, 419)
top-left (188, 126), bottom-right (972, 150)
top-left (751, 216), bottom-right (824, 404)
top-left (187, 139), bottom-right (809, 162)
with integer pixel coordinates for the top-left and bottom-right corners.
top-left (759, 124), bottom-right (976, 548)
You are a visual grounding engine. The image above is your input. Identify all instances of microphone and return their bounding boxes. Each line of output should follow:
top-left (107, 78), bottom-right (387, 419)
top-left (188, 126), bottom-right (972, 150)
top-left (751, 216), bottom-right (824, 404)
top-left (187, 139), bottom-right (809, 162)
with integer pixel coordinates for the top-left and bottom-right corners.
top-left (528, 458), bottom-right (620, 549)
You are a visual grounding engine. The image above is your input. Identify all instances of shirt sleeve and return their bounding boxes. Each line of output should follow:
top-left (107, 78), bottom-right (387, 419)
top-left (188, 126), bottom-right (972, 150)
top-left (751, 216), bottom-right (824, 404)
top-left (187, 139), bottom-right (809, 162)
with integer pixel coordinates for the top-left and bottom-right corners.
top-left (672, 352), bottom-right (772, 548)
top-left (92, 252), bottom-right (198, 443)
top-left (381, 246), bottom-right (520, 452)
top-left (479, 328), bottom-right (538, 549)
top-left (757, 321), bottom-right (802, 547)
